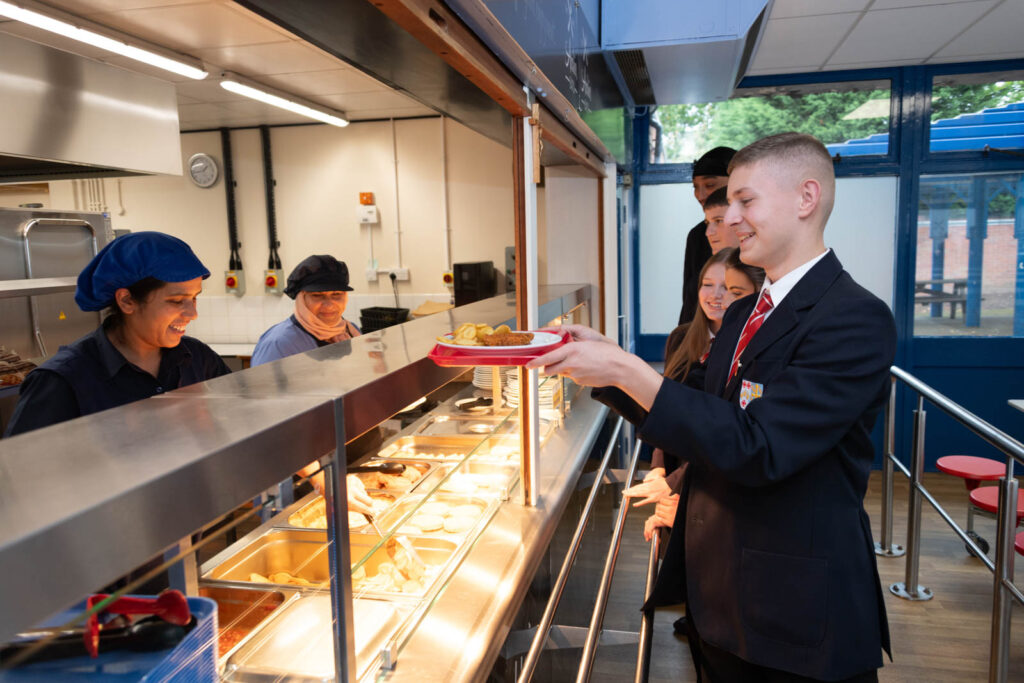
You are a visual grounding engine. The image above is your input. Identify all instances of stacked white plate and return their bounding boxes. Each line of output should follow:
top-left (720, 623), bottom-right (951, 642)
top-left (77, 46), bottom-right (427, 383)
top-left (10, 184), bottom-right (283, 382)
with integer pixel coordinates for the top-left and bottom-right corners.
top-left (503, 369), bottom-right (558, 409)
top-left (473, 366), bottom-right (508, 390)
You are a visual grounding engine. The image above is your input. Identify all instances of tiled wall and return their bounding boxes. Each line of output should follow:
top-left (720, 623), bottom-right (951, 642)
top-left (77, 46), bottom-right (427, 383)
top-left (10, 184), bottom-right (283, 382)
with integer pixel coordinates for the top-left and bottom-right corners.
top-left (189, 293), bottom-right (452, 344)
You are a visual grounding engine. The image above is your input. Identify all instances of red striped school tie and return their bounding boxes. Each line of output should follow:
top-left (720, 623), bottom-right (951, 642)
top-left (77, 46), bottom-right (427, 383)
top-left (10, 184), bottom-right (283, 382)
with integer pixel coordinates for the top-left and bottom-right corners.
top-left (728, 289), bottom-right (774, 382)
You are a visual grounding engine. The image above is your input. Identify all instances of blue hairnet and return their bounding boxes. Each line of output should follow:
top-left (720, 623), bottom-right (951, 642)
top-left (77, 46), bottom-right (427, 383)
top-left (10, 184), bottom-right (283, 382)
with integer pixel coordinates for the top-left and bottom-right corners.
top-left (75, 231), bottom-right (210, 312)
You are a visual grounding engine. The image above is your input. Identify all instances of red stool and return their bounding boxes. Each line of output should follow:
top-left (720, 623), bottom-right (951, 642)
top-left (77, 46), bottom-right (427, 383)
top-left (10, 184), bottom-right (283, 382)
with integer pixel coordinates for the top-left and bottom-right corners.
top-left (1016, 530), bottom-right (1024, 556)
top-left (966, 486), bottom-right (1024, 556)
top-left (936, 455), bottom-right (1006, 556)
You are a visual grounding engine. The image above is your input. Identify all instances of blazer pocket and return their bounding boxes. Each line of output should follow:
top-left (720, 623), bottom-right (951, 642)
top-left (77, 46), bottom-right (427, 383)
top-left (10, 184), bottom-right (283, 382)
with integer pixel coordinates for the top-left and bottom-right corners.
top-left (740, 548), bottom-right (828, 648)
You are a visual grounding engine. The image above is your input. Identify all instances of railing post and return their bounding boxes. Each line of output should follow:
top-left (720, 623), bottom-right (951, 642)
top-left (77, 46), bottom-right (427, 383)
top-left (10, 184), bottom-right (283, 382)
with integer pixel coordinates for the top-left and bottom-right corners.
top-left (988, 471), bottom-right (1017, 683)
top-left (890, 396), bottom-right (933, 601)
top-left (876, 375), bottom-right (905, 557)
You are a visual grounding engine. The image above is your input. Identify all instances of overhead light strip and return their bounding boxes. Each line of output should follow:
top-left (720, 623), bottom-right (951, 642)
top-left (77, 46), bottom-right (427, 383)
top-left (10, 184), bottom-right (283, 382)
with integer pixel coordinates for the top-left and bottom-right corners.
top-left (0, 0), bottom-right (207, 80)
top-left (219, 72), bottom-right (349, 127)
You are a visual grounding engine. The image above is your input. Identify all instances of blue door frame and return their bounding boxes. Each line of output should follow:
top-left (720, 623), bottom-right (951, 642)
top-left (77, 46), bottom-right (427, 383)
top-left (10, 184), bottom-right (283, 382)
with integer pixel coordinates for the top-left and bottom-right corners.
top-left (628, 59), bottom-right (1024, 469)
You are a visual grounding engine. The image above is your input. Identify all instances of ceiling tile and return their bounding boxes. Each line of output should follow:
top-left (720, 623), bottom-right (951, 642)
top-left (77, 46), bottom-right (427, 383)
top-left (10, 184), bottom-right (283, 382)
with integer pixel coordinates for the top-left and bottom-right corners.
top-left (930, 49), bottom-right (1024, 63)
top-left (870, 0), bottom-right (993, 9)
top-left (259, 69), bottom-right (386, 97)
top-left (347, 107), bottom-right (437, 121)
top-left (824, 57), bottom-right (927, 69)
top-left (47, 0), bottom-right (201, 14)
top-left (173, 77), bottom-right (239, 103)
top-left (750, 13), bottom-right (861, 71)
top-left (934, 0), bottom-right (1024, 59)
top-left (88, 3), bottom-right (286, 52)
top-left (828, 2), bottom-right (997, 64)
top-left (318, 91), bottom-right (425, 112)
top-left (195, 41), bottom-right (341, 76)
top-left (769, 0), bottom-right (871, 19)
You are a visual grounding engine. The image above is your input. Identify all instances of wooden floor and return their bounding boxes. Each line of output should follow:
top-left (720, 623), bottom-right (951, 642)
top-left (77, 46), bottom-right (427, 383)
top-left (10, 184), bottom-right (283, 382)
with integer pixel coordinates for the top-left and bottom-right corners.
top-left (575, 471), bottom-right (1024, 682)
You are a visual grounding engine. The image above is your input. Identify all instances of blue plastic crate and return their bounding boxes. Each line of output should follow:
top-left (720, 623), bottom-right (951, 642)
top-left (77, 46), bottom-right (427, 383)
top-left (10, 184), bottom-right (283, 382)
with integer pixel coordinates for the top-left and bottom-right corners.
top-left (0, 596), bottom-right (217, 682)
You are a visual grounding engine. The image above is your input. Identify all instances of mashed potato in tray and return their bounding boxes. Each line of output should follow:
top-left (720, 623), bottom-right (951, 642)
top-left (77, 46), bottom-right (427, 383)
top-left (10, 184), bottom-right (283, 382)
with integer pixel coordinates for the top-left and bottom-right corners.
top-left (398, 499), bottom-right (483, 537)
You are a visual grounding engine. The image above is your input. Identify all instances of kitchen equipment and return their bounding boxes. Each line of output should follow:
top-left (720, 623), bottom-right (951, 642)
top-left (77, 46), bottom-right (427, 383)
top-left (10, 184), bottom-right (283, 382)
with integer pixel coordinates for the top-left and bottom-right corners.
top-left (198, 585), bottom-right (289, 660)
top-left (452, 261), bottom-right (496, 306)
top-left (223, 594), bottom-right (410, 682)
top-left (85, 590), bottom-right (191, 657)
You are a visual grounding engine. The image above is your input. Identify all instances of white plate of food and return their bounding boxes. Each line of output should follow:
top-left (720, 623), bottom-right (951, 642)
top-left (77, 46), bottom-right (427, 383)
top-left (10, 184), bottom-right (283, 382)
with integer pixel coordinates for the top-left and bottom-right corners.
top-left (435, 329), bottom-right (563, 352)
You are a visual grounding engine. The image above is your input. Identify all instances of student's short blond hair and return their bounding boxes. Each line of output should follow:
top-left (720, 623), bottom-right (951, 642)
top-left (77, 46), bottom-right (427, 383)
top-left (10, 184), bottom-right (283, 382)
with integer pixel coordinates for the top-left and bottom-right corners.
top-left (729, 132), bottom-right (836, 224)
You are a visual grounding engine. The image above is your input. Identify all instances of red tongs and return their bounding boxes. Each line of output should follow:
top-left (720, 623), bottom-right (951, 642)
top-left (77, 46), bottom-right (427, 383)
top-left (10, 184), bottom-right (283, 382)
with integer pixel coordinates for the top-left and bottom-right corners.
top-left (84, 589), bottom-right (191, 658)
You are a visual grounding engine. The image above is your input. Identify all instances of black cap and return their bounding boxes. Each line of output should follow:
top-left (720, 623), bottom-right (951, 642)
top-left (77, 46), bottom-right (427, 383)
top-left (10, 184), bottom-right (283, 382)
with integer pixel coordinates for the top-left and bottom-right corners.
top-left (693, 146), bottom-right (737, 178)
top-left (284, 255), bottom-right (353, 299)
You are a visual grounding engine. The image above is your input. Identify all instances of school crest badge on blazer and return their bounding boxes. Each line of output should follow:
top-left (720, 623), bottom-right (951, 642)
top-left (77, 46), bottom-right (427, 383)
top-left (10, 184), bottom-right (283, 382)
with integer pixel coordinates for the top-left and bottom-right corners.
top-left (739, 379), bottom-right (764, 409)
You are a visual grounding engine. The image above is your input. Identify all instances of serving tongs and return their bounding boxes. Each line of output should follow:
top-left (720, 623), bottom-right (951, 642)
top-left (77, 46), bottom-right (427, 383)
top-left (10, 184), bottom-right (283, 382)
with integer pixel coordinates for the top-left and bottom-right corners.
top-left (85, 590), bottom-right (192, 658)
top-left (348, 462), bottom-right (406, 475)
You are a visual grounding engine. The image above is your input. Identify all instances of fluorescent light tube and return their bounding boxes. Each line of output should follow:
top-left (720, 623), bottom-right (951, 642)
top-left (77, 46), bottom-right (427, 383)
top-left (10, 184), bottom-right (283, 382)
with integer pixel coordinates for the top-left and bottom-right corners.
top-left (0, 0), bottom-right (207, 80)
top-left (220, 73), bottom-right (349, 127)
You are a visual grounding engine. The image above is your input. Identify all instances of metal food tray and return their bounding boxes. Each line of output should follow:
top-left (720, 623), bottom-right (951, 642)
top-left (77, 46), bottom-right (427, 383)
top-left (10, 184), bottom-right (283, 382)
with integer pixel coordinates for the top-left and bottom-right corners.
top-left (351, 459), bottom-right (435, 495)
top-left (223, 593), bottom-right (415, 682)
top-left (430, 461), bottom-right (519, 501)
top-left (414, 415), bottom-right (519, 437)
top-left (202, 528), bottom-right (459, 600)
top-left (198, 584), bottom-right (297, 667)
top-left (281, 490), bottom-right (400, 532)
top-left (376, 493), bottom-right (496, 539)
top-left (377, 434), bottom-right (521, 464)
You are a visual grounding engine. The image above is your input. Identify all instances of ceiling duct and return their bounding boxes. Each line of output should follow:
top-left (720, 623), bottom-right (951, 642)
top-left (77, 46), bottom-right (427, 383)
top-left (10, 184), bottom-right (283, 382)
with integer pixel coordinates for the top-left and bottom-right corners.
top-left (602, 0), bottom-right (771, 105)
top-left (0, 32), bottom-right (182, 183)
top-left (612, 50), bottom-right (655, 106)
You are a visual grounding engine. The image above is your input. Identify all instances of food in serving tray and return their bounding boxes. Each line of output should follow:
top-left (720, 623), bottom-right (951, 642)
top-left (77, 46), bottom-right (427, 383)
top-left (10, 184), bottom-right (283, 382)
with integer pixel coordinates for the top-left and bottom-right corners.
top-left (398, 499), bottom-right (484, 536)
top-left (351, 537), bottom-right (440, 594)
top-left (0, 347), bottom-right (36, 385)
top-left (288, 493), bottom-right (393, 529)
top-left (355, 463), bottom-right (427, 491)
top-left (248, 571), bottom-right (326, 588)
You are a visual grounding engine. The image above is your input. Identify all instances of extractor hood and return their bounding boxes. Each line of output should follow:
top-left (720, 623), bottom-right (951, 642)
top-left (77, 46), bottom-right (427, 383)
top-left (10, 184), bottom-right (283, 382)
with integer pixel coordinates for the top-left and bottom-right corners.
top-left (452, 0), bottom-right (771, 108)
top-left (0, 32), bottom-right (182, 183)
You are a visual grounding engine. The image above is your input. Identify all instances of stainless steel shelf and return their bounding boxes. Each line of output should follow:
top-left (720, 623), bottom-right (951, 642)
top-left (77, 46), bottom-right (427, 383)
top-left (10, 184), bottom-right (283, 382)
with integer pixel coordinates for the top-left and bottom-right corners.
top-left (0, 276), bottom-right (77, 299)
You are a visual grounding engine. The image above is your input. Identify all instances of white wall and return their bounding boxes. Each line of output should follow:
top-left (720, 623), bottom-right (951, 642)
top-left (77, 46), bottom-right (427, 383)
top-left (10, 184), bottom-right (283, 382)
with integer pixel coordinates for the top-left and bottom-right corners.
top-left (638, 176), bottom-right (898, 335)
top-left (45, 117), bottom-right (514, 302)
top-left (824, 176), bottom-right (897, 308)
top-left (639, 183), bottom-right (704, 334)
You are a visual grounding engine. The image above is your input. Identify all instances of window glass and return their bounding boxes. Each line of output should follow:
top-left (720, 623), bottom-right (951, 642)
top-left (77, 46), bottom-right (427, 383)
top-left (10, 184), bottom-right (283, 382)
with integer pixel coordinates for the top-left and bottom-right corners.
top-left (650, 80), bottom-right (891, 164)
top-left (930, 72), bottom-right (1024, 153)
top-left (914, 172), bottom-right (1024, 337)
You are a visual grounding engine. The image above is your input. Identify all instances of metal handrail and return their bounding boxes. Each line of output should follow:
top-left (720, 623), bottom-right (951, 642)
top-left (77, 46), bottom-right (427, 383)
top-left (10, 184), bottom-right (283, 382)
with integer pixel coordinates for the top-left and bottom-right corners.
top-left (575, 438), bottom-right (643, 683)
top-left (880, 366), bottom-right (1023, 683)
top-left (516, 416), bottom-right (624, 683)
top-left (634, 531), bottom-right (660, 683)
top-left (890, 366), bottom-right (1024, 464)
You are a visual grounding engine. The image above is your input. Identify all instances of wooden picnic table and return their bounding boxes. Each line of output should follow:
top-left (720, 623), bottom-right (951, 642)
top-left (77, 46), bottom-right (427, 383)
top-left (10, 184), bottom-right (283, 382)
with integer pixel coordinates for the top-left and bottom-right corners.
top-left (915, 278), bottom-right (968, 319)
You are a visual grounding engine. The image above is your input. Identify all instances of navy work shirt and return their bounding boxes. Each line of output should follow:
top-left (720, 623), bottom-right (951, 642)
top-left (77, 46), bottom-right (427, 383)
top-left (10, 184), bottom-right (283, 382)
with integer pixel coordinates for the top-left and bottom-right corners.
top-left (3, 324), bottom-right (231, 437)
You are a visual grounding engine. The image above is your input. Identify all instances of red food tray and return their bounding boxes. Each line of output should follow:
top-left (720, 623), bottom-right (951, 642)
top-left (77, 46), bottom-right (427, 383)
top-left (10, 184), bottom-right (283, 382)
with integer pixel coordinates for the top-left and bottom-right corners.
top-left (428, 330), bottom-right (570, 367)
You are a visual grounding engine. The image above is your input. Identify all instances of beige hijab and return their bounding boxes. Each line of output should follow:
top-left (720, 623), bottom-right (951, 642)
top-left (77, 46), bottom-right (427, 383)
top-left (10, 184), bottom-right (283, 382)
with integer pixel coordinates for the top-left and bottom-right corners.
top-left (294, 291), bottom-right (360, 343)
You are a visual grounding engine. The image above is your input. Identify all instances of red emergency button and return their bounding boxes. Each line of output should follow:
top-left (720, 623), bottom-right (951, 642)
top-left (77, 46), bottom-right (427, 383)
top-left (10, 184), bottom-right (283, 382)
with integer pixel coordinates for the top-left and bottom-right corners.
top-left (443, 272), bottom-right (453, 285)
top-left (226, 276), bottom-right (237, 288)
top-left (265, 275), bottom-right (277, 288)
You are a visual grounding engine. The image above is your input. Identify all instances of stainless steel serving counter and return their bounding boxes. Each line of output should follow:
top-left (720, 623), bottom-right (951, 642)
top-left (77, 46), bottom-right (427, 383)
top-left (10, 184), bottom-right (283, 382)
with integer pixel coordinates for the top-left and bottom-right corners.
top-left (382, 394), bottom-right (607, 682)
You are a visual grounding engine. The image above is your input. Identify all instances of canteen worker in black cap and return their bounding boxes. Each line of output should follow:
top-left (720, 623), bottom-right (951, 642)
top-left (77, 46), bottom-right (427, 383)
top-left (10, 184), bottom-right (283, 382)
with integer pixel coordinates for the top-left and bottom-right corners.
top-left (250, 255), bottom-right (361, 367)
top-left (4, 232), bottom-right (230, 437)
top-left (679, 146), bottom-right (736, 326)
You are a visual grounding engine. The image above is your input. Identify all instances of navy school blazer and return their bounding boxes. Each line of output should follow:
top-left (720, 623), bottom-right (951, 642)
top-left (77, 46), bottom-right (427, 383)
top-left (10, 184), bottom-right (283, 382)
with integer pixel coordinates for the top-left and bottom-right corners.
top-left (595, 251), bottom-right (895, 680)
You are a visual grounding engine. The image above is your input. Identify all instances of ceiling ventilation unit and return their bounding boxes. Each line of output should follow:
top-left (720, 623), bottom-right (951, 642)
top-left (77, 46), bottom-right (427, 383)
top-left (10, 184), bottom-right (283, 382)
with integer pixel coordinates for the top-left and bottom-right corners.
top-left (601, 0), bottom-right (771, 105)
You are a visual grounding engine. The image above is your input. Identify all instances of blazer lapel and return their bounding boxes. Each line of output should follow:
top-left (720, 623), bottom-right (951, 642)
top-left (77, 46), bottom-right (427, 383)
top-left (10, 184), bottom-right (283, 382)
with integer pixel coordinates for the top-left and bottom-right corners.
top-left (723, 251), bottom-right (846, 399)
top-left (706, 296), bottom-right (752, 397)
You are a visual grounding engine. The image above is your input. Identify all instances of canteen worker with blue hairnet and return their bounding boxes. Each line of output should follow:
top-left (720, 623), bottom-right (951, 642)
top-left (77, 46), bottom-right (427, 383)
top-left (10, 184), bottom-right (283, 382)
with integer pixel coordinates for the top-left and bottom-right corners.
top-left (4, 231), bottom-right (230, 437)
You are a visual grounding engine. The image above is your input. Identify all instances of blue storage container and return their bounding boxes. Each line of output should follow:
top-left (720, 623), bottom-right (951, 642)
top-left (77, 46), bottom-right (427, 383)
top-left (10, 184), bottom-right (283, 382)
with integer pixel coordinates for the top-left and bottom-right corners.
top-left (0, 596), bottom-right (217, 682)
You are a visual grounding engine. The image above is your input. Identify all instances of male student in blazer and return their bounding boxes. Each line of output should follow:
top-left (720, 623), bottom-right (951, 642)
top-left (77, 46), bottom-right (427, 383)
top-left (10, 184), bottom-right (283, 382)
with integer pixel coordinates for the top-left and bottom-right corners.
top-left (528, 132), bottom-right (895, 682)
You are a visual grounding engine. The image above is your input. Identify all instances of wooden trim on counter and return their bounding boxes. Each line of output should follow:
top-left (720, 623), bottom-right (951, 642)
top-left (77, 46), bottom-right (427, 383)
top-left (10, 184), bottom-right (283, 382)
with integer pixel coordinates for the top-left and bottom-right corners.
top-left (368, 0), bottom-right (529, 117)
top-left (438, 0), bottom-right (612, 166)
top-left (536, 105), bottom-right (607, 178)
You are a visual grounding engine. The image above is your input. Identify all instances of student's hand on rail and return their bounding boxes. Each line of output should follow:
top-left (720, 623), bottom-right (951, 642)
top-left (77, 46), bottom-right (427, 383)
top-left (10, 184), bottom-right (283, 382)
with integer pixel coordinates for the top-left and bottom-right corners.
top-left (643, 515), bottom-right (659, 542)
top-left (652, 494), bottom-right (679, 531)
top-left (643, 467), bottom-right (667, 482)
top-left (623, 477), bottom-right (672, 507)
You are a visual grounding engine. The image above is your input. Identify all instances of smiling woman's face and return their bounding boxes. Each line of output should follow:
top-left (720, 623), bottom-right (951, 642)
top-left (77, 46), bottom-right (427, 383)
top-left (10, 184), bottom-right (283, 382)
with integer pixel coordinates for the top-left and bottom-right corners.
top-left (306, 291), bottom-right (348, 326)
top-left (118, 278), bottom-right (203, 348)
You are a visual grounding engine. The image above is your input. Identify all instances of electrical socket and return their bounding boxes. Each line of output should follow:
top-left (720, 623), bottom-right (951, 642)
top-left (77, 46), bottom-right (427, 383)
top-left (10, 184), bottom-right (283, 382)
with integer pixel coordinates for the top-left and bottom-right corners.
top-left (365, 268), bottom-right (378, 282)
top-left (378, 268), bottom-right (409, 281)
